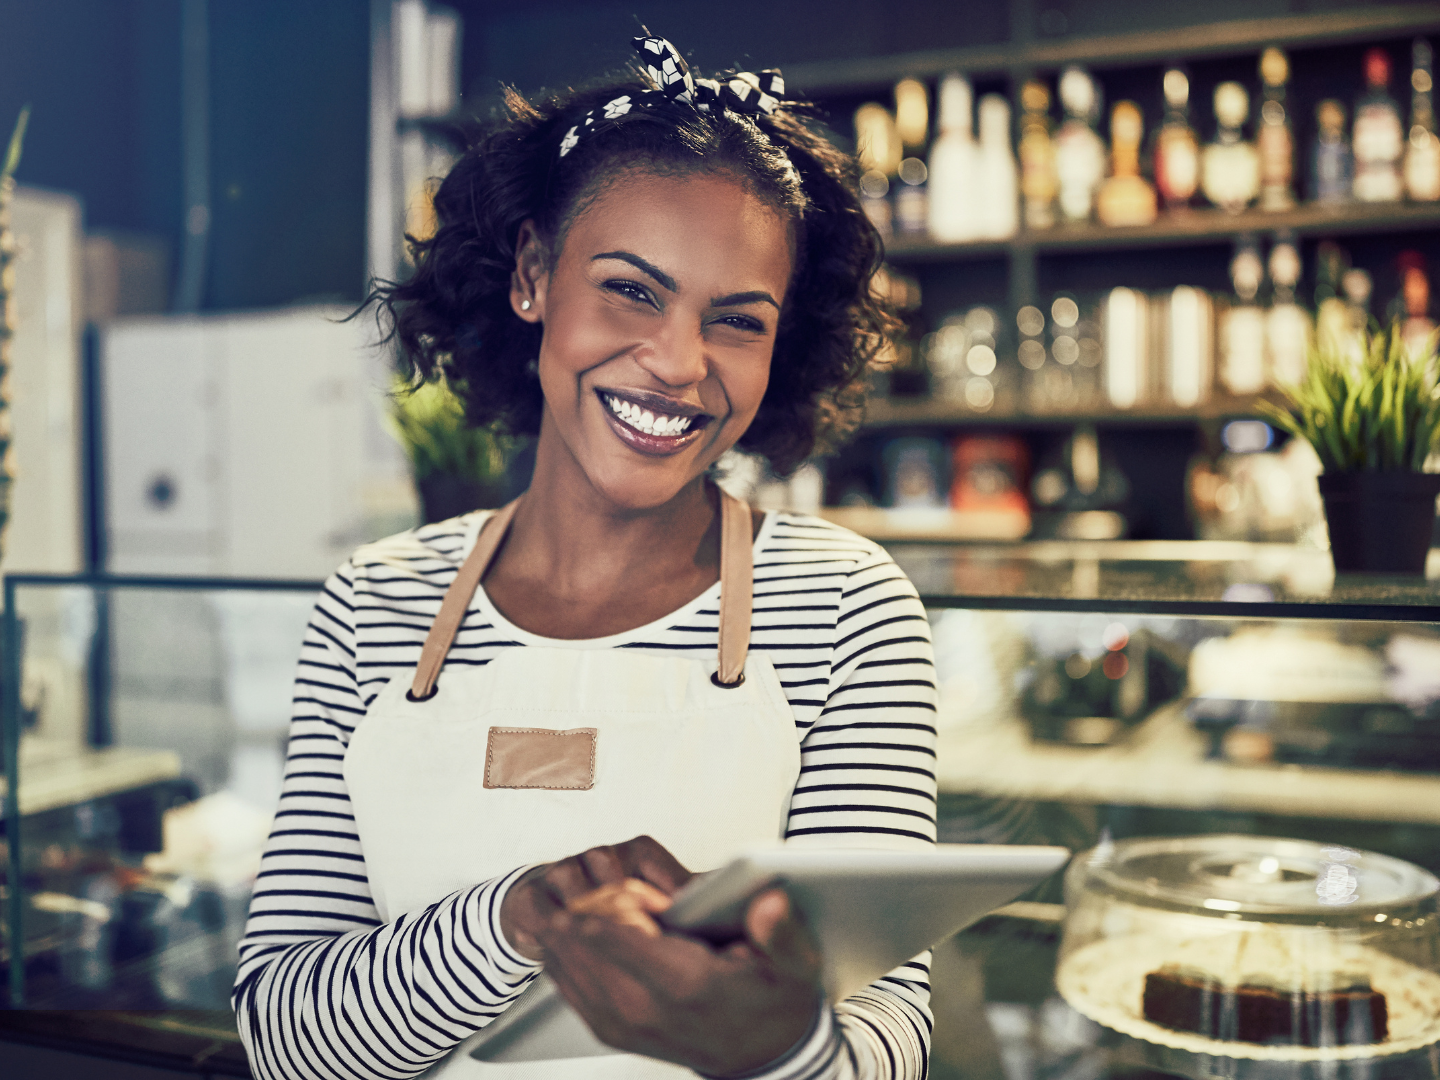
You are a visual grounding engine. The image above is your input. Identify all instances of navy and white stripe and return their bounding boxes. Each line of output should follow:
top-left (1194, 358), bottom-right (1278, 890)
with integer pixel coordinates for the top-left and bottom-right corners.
top-left (234, 510), bottom-right (938, 1079)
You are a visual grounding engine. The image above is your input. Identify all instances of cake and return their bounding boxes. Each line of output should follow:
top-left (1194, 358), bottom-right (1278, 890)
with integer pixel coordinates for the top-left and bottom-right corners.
top-left (1143, 964), bottom-right (1388, 1047)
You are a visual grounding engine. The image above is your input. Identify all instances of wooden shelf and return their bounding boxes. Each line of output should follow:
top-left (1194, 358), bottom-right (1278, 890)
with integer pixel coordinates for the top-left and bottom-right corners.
top-left (786, 4), bottom-right (1440, 94)
top-left (884, 200), bottom-right (1440, 264)
top-left (862, 395), bottom-right (1270, 429)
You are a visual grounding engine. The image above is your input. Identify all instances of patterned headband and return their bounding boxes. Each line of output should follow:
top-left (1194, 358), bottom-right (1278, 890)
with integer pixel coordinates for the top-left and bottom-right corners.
top-left (558, 35), bottom-right (787, 159)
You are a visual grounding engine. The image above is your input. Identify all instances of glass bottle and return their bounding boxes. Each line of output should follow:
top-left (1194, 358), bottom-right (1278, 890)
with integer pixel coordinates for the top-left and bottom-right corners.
top-left (1265, 234), bottom-right (1311, 386)
top-left (1257, 47), bottom-right (1295, 210)
top-left (1314, 240), bottom-right (1352, 354)
top-left (1154, 68), bottom-right (1200, 211)
top-left (1097, 101), bottom-right (1158, 226)
top-left (1312, 99), bottom-right (1353, 203)
top-left (1405, 40), bottom-right (1440, 201)
top-left (1219, 238), bottom-right (1267, 395)
top-left (1398, 251), bottom-right (1435, 352)
top-left (1202, 82), bottom-right (1260, 212)
top-left (1353, 47), bottom-right (1404, 202)
top-left (927, 74), bottom-right (978, 242)
top-left (975, 93), bottom-right (1019, 239)
top-left (892, 78), bottom-right (931, 238)
top-left (1055, 66), bottom-right (1106, 223)
top-left (1019, 80), bottom-right (1059, 229)
top-left (856, 102), bottom-right (902, 240)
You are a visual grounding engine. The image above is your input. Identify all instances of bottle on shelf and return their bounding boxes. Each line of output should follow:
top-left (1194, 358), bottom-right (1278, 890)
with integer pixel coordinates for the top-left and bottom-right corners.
top-left (1049, 294), bottom-right (1100, 410)
top-left (893, 78), bottom-right (931, 237)
top-left (975, 93), bottom-right (1019, 239)
top-left (1019, 80), bottom-right (1060, 229)
top-left (1353, 47), bottom-right (1405, 202)
top-left (1103, 286), bottom-right (1150, 409)
top-left (1219, 237), bottom-right (1267, 395)
top-left (1202, 82), bottom-right (1261, 213)
top-left (1154, 68), bottom-right (1200, 212)
top-left (1164, 285), bottom-right (1215, 408)
top-left (1265, 233), bottom-right (1311, 386)
top-left (1314, 240), bottom-right (1353, 354)
top-left (1257, 47), bottom-right (1296, 211)
top-left (1339, 265), bottom-right (1373, 367)
top-left (894, 78), bottom-right (929, 150)
top-left (927, 74), bottom-right (978, 242)
top-left (1055, 66), bottom-right (1107, 223)
top-left (894, 156), bottom-right (929, 237)
top-left (855, 102), bottom-right (902, 240)
top-left (1398, 251), bottom-right (1436, 352)
top-left (1406, 40), bottom-right (1440, 202)
top-left (1312, 99), bottom-right (1354, 203)
top-left (1097, 101), bottom-right (1158, 227)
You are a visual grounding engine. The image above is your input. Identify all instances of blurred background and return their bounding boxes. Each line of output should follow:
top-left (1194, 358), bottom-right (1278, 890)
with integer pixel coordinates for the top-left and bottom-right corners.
top-left (3, 2), bottom-right (1440, 1078)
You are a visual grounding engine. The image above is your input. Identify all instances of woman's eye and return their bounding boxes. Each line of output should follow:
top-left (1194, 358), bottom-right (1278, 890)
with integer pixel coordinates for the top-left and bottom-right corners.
top-left (603, 279), bottom-right (655, 307)
top-left (716, 314), bottom-right (766, 334)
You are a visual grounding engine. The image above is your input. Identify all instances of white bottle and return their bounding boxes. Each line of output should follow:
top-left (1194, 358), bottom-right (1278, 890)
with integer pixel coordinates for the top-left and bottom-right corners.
top-left (974, 94), bottom-right (1019, 239)
top-left (927, 74), bottom-right (978, 242)
top-left (1055, 67), bottom-right (1106, 223)
top-left (1265, 237), bottom-right (1312, 387)
top-left (1220, 241), bottom-right (1267, 395)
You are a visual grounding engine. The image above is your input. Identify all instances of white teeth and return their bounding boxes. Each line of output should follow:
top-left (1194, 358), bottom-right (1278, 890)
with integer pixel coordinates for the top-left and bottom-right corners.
top-left (604, 394), bottom-right (695, 438)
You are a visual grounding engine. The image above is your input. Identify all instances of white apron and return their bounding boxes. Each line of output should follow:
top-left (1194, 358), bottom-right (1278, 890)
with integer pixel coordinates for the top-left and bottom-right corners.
top-left (344, 492), bottom-right (801, 1078)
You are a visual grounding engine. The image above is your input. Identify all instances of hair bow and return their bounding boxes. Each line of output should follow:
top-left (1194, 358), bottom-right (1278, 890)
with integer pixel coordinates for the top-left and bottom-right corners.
top-left (557, 35), bottom-right (787, 158)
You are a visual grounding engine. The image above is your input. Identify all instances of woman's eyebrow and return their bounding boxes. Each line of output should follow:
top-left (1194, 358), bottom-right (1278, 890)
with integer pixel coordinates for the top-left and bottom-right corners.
top-left (712, 290), bottom-right (780, 311)
top-left (591, 251), bottom-right (675, 292)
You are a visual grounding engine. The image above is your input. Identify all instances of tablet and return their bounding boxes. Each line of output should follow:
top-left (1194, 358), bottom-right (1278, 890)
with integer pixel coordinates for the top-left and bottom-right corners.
top-left (660, 843), bottom-right (1071, 1001)
top-left (469, 842), bottom-right (1069, 1063)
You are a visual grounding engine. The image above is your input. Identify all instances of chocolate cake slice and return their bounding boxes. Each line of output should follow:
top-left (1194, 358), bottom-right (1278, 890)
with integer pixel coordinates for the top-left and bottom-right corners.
top-left (1143, 965), bottom-right (1388, 1047)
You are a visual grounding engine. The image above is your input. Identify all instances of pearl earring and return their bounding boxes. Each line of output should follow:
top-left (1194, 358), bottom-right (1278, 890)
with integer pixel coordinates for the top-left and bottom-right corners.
top-left (520, 299), bottom-right (532, 311)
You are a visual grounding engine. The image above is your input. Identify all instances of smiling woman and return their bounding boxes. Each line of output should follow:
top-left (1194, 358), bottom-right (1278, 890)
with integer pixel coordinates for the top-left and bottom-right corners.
top-left (234, 34), bottom-right (937, 1080)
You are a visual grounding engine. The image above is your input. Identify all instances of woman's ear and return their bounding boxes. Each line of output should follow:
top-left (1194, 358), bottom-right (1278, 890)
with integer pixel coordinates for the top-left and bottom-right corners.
top-left (510, 220), bottom-right (548, 323)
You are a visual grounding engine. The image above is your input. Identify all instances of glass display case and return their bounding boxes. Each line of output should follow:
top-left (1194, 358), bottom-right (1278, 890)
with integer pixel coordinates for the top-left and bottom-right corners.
top-left (2, 544), bottom-right (1438, 1078)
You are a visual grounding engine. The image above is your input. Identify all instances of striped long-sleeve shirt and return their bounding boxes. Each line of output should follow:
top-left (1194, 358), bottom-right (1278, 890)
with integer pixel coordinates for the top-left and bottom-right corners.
top-left (233, 509), bottom-right (939, 1079)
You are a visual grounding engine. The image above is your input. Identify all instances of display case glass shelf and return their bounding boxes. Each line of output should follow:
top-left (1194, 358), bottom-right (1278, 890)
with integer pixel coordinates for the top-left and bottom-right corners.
top-left (894, 540), bottom-right (1440, 619)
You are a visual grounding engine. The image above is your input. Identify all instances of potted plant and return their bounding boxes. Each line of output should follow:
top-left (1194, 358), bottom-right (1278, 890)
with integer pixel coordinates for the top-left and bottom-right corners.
top-left (1260, 322), bottom-right (1440, 574)
top-left (389, 376), bottom-right (520, 523)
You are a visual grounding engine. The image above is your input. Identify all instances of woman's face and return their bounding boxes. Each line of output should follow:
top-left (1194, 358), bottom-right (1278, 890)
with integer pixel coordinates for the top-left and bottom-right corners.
top-left (513, 169), bottom-right (793, 510)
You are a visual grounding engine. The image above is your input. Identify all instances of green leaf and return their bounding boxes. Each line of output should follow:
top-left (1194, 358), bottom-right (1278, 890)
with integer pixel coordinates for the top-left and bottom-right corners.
top-left (2, 106), bottom-right (29, 181)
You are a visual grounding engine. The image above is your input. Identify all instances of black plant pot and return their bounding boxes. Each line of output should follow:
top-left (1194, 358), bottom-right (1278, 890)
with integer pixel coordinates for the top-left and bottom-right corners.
top-left (416, 474), bottom-right (509, 524)
top-left (1317, 471), bottom-right (1440, 575)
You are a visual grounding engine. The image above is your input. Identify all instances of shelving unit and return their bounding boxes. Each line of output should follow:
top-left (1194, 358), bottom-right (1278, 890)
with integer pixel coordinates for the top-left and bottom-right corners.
top-left (811, 6), bottom-right (1440, 543)
top-left (863, 395), bottom-right (1272, 430)
top-left (786, 5), bottom-right (1440, 93)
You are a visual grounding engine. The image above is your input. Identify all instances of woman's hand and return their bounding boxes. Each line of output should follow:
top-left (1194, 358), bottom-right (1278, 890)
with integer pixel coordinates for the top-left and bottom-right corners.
top-left (540, 881), bottom-right (824, 1076)
top-left (498, 835), bottom-right (693, 962)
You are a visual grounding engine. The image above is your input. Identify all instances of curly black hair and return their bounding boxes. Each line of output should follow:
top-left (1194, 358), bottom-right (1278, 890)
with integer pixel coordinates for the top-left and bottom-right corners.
top-left (370, 62), bottom-right (898, 475)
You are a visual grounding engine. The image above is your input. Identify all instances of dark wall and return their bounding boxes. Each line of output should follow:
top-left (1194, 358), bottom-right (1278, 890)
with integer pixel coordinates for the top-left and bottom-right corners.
top-left (0, 0), bottom-right (367, 311)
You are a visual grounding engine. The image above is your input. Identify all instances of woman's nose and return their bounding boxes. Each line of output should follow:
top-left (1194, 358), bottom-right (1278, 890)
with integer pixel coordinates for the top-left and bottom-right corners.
top-left (636, 320), bottom-right (708, 387)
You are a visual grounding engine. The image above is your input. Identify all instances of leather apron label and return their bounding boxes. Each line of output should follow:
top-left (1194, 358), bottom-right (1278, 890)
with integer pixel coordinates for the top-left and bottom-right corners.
top-left (484, 727), bottom-right (598, 790)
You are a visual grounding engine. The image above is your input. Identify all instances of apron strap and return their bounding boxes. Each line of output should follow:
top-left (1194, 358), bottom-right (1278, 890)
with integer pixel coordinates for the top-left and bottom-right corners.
top-left (408, 498), bottom-right (521, 701)
top-left (713, 489), bottom-right (753, 688)
top-left (406, 489), bottom-right (753, 701)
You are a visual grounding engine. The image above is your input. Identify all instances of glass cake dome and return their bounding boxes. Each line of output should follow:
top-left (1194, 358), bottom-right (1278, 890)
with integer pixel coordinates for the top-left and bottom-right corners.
top-left (1056, 835), bottom-right (1440, 1068)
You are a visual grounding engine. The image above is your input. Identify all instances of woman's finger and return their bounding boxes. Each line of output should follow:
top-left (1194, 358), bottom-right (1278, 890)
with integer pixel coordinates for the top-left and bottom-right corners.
top-left (578, 845), bottom-right (629, 887)
top-left (744, 888), bottom-right (822, 979)
top-left (616, 835), bottom-right (693, 895)
top-left (541, 855), bottom-right (600, 903)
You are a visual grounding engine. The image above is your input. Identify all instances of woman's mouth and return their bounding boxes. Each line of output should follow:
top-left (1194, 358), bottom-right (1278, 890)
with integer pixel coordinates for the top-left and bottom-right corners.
top-left (599, 391), bottom-right (711, 455)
